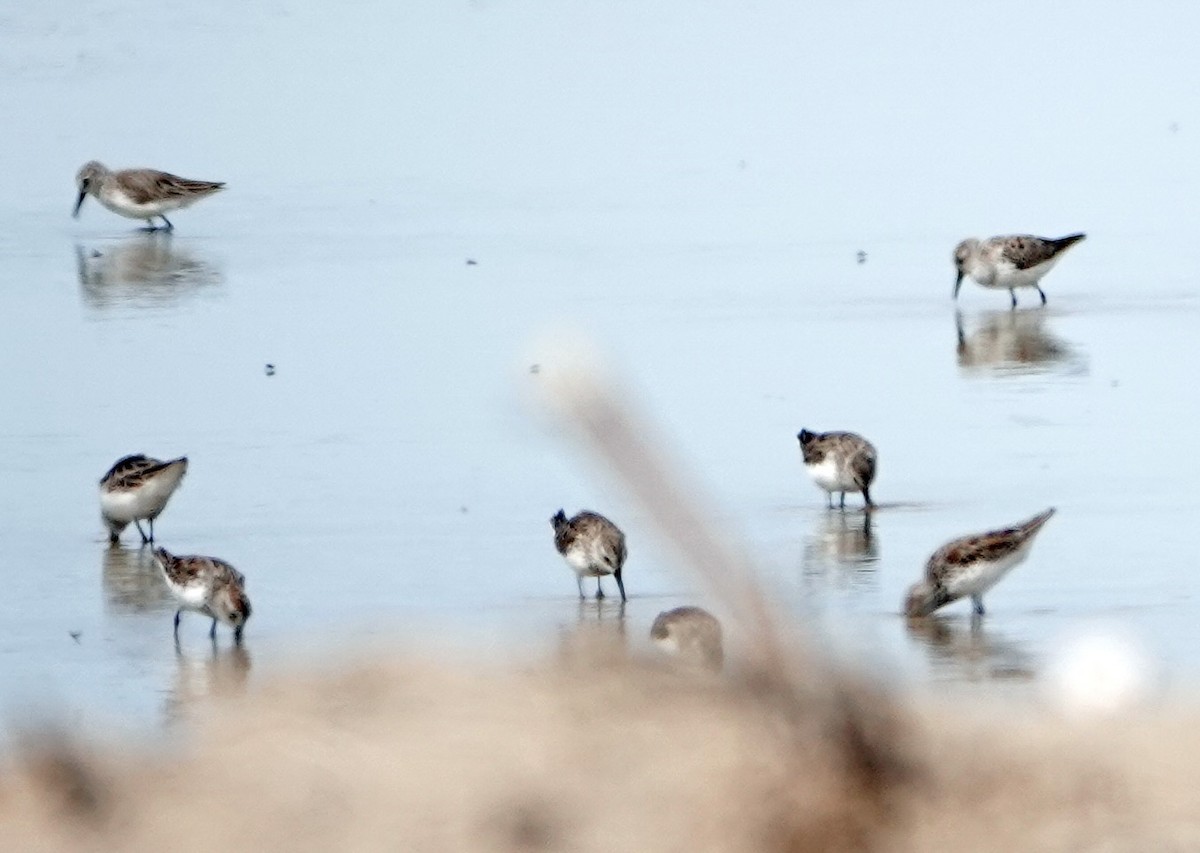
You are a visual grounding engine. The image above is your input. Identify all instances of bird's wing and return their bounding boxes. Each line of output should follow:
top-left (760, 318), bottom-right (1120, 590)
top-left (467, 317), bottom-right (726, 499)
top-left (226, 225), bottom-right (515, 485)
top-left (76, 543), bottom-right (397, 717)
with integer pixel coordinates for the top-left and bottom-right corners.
top-left (998, 235), bottom-right (1060, 270)
top-left (118, 169), bottom-right (224, 204)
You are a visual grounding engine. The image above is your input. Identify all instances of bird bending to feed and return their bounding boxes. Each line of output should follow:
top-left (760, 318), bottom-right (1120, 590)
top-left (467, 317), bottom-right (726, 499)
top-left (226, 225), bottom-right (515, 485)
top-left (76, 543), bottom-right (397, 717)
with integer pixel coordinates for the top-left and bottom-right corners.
top-left (650, 606), bottom-right (724, 671)
top-left (953, 233), bottom-right (1086, 308)
top-left (99, 454), bottom-right (188, 544)
top-left (797, 429), bottom-right (877, 510)
top-left (73, 161), bottom-right (225, 231)
top-left (551, 509), bottom-right (627, 601)
top-left (904, 508), bottom-right (1056, 618)
top-left (154, 547), bottom-right (252, 642)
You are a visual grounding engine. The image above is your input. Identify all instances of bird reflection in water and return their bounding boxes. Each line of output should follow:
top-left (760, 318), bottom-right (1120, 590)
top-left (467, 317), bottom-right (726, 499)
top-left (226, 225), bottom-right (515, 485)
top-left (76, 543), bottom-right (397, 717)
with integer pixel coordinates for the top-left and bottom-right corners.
top-left (904, 615), bottom-right (1035, 683)
top-left (75, 233), bottom-right (221, 309)
top-left (164, 642), bottom-right (252, 726)
top-left (801, 511), bottom-right (878, 588)
top-left (556, 598), bottom-right (628, 664)
top-left (102, 546), bottom-right (174, 614)
top-left (955, 309), bottom-right (1084, 375)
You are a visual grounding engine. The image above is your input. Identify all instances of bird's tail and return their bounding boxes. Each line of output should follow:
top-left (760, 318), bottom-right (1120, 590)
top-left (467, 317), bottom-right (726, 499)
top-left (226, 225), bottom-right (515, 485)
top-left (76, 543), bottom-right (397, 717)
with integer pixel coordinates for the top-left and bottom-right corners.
top-left (1018, 507), bottom-right (1056, 539)
top-left (1052, 233), bottom-right (1086, 251)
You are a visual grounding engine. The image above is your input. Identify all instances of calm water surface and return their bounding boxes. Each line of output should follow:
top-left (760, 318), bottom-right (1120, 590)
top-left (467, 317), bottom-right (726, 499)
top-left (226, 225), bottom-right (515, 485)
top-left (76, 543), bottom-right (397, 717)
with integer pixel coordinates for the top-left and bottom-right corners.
top-left (3, 1), bottom-right (1200, 735)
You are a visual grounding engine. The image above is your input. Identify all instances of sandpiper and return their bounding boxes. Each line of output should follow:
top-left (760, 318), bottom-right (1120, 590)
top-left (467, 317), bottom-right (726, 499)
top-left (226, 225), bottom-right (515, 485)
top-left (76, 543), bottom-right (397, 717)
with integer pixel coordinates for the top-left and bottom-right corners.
top-left (797, 429), bottom-right (877, 510)
top-left (551, 509), bottom-right (627, 601)
top-left (99, 454), bottom-right (188, 544)
top-left (650, 606), bottom-right (723, 671)
top-left (154, 547), bottom-right (252, 642)
top-left (904, 508), bottom-right (1056, 618)
top-left (73, 161), bottom-right (225, 231)
top-left (953, 233), bottom-right (1086, 308)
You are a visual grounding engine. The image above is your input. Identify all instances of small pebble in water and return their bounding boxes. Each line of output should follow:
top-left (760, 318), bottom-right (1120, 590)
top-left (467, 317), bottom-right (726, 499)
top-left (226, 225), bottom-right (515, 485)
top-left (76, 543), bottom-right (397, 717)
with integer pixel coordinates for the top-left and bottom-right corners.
top-left (856, 250), bottom-right (867, 264)
top-left (529, 364), bottom-right (540, 374)
top-left (466, 258), bottom-right (478, 266)
top-left (265, 364), bottom-right (276, 376)
top-left (69, 631), bottom-right (81, 644)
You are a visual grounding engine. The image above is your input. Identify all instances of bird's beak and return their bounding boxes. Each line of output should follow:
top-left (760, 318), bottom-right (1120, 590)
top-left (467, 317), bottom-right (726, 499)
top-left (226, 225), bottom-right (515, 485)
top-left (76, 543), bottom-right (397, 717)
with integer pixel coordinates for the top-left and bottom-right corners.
top-left (72, 189), bottom-right (87, 218)
top-left (953, 270), bottom-right (964, 299)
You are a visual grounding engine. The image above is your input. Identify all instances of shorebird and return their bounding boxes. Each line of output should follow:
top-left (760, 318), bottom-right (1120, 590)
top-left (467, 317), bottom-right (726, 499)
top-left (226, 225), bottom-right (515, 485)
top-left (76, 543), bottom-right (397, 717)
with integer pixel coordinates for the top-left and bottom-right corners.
top-left (797, 429), bottom-right (877, 510)
top-left (650, 606), bottom-right (724, 671)
top-left (551, 509), bottom-right (627, 601)
top-left (953, 233), bottom-right (1086, 308)
top-left (154, 547), bottom-right (252, 642)
top-left (99, 454), bottom-right (188, 544)
top-left (73, 161), bottom-right (225, 231)
top-left (904, 508), bottom-right (1056, 618)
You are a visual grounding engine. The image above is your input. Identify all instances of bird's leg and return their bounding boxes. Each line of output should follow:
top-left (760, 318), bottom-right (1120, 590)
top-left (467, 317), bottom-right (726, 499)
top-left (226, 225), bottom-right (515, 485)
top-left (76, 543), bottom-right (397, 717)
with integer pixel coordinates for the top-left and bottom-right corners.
top-left (209, 618), bottom-right (218, 640)
top-left (862, 487), bottom-right (873, 511)
top-left (972, 596), bottom-right (985, 616)
top-left (160, 215), bottom-right (174, 231)
top-left (1009, 289), bottom-right (1018, 310)
top-left (1036, 285), bottom-right (1047, 306)
top-left (595, 577), bottom-right (605, 599)
top-left (173, 609), bottom-right (182, 638)
top-left (134, 519), bottom-right (149, 543)
top-left (827, 493), bottom-right (834, 510)
top-left (839, 492), bottom-right (846, 510)
top-left (148, 517), bottom-right (155, 543)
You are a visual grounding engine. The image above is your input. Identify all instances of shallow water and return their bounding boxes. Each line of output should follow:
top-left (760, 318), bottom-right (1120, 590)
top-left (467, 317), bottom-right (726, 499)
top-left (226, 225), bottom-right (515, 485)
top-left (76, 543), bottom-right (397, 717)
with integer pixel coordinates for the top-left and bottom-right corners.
top-left (3, 1), bottom-right (1200, 735)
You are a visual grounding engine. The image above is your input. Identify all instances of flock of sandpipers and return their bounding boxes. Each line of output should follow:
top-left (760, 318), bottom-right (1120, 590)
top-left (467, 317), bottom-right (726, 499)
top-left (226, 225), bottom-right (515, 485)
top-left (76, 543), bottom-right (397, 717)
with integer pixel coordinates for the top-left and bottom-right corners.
top-left (77, 160), bottom-right (1087, 669)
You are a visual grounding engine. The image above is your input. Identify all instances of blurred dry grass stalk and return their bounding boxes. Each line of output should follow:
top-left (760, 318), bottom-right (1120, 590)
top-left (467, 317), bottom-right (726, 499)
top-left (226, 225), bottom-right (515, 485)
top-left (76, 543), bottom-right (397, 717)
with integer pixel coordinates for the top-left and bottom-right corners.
top-left (3, 362), bottom-right (1200, 851)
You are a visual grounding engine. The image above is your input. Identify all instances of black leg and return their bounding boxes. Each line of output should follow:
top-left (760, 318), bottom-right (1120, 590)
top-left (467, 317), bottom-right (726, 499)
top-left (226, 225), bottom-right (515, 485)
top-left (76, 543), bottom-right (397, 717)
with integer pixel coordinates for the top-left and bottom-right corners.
top-left (862, 486), bottom-right (873, 510)
top-left (148, 517), bottom-right (155, 543)
top-left (173, 609), bottom-right (182, 638)
top-left (134, 519), bottom-right (149, 543)
top-left (827, 493), bottom-right (833, 509)
top-left (209, 618), bottom-right (217, 640)
top-left (234, 625), bottom-right (244, 644)
top-left (972, 596), bottom-right (985, 616)
top-left (595, 577), bottom-right (605, 599)
top-left (614, 568), bottom-right (626, 603)
top-left (160, 215), bottom-right (174, 231)
top-left (1009, 289), bottom-right (1017, 309)
top-left (1036, 285), bottom-right (1047, 305)
top-left (839, 492), bottom-right (846, 510)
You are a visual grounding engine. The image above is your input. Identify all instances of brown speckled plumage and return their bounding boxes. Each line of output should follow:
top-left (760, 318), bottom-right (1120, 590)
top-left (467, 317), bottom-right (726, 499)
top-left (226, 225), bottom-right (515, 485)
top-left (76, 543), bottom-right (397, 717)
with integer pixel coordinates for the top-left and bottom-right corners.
top-left (98, 453), bottom-right (188, 544)
top-left (797, 429), bottom-right (877, 509)
top-left (650, 606), bottom-right (724, 671)
top-left (551, 509), bottom-right (627, 601)
top-left (99, 454), bottom-right (185, 491)
top-left (905, 508), bottom-right (1055, 618)
top-left (954, 233), bottom-right (1086, 308)
top-left (999, 234), bottom-right (1086, 270)
top-left (155, 547), bottom-right (252, 641)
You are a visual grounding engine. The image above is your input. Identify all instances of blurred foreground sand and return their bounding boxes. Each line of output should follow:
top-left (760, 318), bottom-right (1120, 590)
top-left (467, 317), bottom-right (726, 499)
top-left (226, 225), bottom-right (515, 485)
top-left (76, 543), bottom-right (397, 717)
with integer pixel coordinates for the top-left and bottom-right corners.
top-left (3, 641), bottom-right (1200, 852)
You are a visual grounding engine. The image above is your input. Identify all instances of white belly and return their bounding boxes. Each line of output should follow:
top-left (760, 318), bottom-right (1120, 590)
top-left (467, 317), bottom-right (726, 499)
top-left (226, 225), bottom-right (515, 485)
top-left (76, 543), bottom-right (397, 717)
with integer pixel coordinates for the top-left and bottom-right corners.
top-left (944, 548), bottom-right (1030, 599)
top-left (99, 488), bottom-right (146, 523)
top-left (564, 544), bottom-right (613, 578)
top-left (98, 188), bottom-right (186, 220)
top-left (171, 582), bottom-right (212, 612)
top-left (974, 257), bottom-right (1062, 290)
top-left (99, 477), bottom-right (180, 523)
top-left (806, 457), bottom-right (857, 493)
